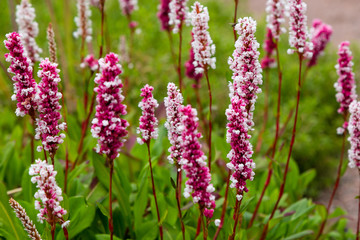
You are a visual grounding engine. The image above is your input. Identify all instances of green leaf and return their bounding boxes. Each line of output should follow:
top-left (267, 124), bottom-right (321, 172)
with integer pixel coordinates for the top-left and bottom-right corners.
top-left (329, 207), bottom-right (347, 219)
top-left (170, 177), bottom-right (176, 189)
top-left (283, 230), bottom-right (313, 240)
top-left (67, 161), bottom-right (87, 188)
top-left (134, 166), bottom-right (149, 233)
top-left (96, 202), bottom-right (110, 218)
top-left (0, 182), bottom-right (26, 240)
top-left (95, 234), bottom-right (122, 240)
top-left (239, 196), bottom-right (254, 214)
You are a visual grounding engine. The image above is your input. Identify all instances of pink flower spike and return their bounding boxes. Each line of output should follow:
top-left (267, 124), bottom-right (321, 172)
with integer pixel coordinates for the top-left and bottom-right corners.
top-left (287, 0), bottom-right (313, 58)
top-left (137, 84), bottom-right (159, 145)
top-left (157, 0), bottom-right (172, 32)
top-left (169, 0), bottom-right (189, 34)
top-left (185, 34), bottom-right (203, 88)
top-left (16, 0), bottom-right (42, 65)
top-left (307, 19), bottom-right (332, 67)
top-left (35, 58), bottom-right (66, 157)
top-left (334, 41), bottom-right (357, 115)
top-left (348, 101), bottom-right (360, 169)
top-left (189, 2), bottom-right (216, 74)
top-left (29, 159), bottom-right (69, 227)
top-left (228, 17), bottom-right (263, 127)
top-left (119, 0), bottom-right (138, 16)
top-left (91, 53), bottom-right (129, 160)
top-left (164, 82), bottom-right (184, 165)
top-left (80, 54), bottom-right (99, 71)
top-left (265, 0), bottom-right (288, 40)
top-left (74, 0), bottom-right (93, 43)
top-left (180, 105), bottom-right (215, 218)
top-left (4, 32), bottom-right (38, 118)
top-left (261, 28), bottom-right (277, 69)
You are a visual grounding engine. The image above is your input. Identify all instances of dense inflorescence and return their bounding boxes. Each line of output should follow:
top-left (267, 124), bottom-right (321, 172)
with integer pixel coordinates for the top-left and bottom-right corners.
top-left (119, 0), bottom-right (138, 16)
top-left (180, 105), bottom-right (215, 218)
top-left (169, 0), bottom-right (189, 34)
top-left (164, 82), bottom-right (184, 165)
top-left (348, 101), bottom-right (360, 169)
top-left (9, 198), bottom-right (42, 240)
top-left (334, 41), bottom-right (357, 115)
top-left (265, 0), bottom-right (287, 40)
top-left (185, 34), bottom-right (203, 88)
top-left (261, 29), bottom-right (277, 69)
top-left (157, 0), bottom-right (172, 31)
top-left (16, 0), bottom-right (42, 65)
top-left (29, 159), bottom-right (70, 228)
top-left (74, 0), bottom-right (93, 43)
top-left (4, 32), bottom-right (38, 118)
top-left (35, 59), bottom-right (66, 157)
top-left (226, 17), bottom-right (262, 199)
top-left (189, 1), bottom-right (216, 74)
top-left (137, 84), bottom-right (159, 145)
top-left (307, 19), bottom-right (332, 67)
top-left (287, 0), bottom-right (313, 58)
top-left (91, 53), bottom-right (129, 160)
top-left (80, 54), bottom-right (99, 71)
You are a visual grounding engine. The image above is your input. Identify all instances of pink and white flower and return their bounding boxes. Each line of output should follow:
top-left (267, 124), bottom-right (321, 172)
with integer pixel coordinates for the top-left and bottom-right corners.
top-left (137, 84), bottom-right (159, 144)
top-left (119, 0), bottom-right (138, 16)
top-left (35, 59), bottom-right (66, 156)
top-left (157, 0), bottom-right (172, 31)
top-left (91, 53), bottom-right (129, 160)
top-left (74, 0), bottom-right (93, 43)
top-left (348, 101), bottom-right (360, 169)
top-left (80, 54), bottom-right (99, 71)
top-left (4, 32), bottom-right (38, 118)
top-left (16, 0), bottom-right (42, 65)
top-left (168, 0), bottom-right (189, 34)
top-left (29, 159), bottom-right (69, 227)
top-left (180, 105), bottom-right (215, 218)
top-left (189, 1), bottom-right (216, 74)
top-left (265, 0), bottom-right (287, 40)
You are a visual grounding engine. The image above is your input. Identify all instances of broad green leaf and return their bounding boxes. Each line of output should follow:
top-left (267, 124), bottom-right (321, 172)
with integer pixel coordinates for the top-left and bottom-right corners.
top-left (95, 234), bottom-right (122, 240)
top-left (283, 230), bottom-right (313, 240)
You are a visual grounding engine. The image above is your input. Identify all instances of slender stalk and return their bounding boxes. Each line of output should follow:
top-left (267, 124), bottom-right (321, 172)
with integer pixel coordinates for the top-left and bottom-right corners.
top-left (213, 170), bottom-right (231, 240)
top-left (233, 0), bottom-right (239, 41)
top-left (99, 0), bottom-right (106, 59)
top-left (260, 53), bottom-right (303, 240)
top-left (108, 157), bottom-right (114, 240)
top-left (7, 0), bottom-right (17, 31)
top-left (205, 69), bottom-right (212, 171)
top-left (229, 198), bottom-right (243, 240)
top-left (200, 207), bottom-right (207, 240)
top-left (167, 31), bottom-right (178, 71)
top-left (255, 68), bottom-right (270, 153)
top-left (316, 117), bottom-right (347, 239)
top-left (146, 142), bottom-right (163, 240)
top-left (175, 163), bottom-right (185, 240)
top-left (63, 228), bottom-right (69, 240)
top-left (178, 23), bottom-right (184, 92)
top-left (195, 215), bottom-right (201, 238)
top-left (357, 171), bottom-right (360, 240)
top-left (30, 120), bottom-right (35, 163)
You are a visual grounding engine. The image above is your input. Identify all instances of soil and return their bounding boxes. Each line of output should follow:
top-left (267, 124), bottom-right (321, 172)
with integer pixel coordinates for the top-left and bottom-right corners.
top-left (247, 0), bottom-right (360, 232)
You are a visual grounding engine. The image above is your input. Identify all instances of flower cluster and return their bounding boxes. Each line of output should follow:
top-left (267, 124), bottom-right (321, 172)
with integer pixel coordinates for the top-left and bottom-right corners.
top-left (164, 82), bottom-right (184, 165)
top-left (4, 32), bottom-right (38, 118)
top-left (225, 93), bottom-right (255, 200)
top-left (16, 0), bottom-right (42, 65)
top-left (29, 159), bottom-right (69, 228)
top-left (168, 0), bottom-right (189, 34)
top-left (91, 53), bottom-right (129, 160)
top-left (137, 84), bottom-right (159, 144)
top-left (334, 41), bottom-right (357, 115)
top-left (9, 198), bottom-right (42, 240)
top-left (157, 0), bottom-right (172, 31)
top-left (189, 2), bottom-right (216, 74)
top-left (185, 34), bottom-right (203, 88)
top-left (35, 59), bottom-right (66, 157)
top-left (348, 101), bottom-right (360, 169)
top-left (119, 0), bottom-right (138, 16)
top-left (47, 23), bottom-right (57, 63)
top-left (287, 0), bottom-right (313, 58)
top-left (265, 0), bottom-right (287, 40)
top-left (180, 105), bottom-right (215, 218)
top-left (307, 19), bottom-right (332, 67)
top-left (74, 0), bottom-right (93, 43)
top-left (80, 54), bottom-right (99, 71)
top-left (261, 29), bottom-right (277, 69)
top-left (228, 17), bottom-right (262, 127)
top-left (226, 17), bottom-right (261, 199)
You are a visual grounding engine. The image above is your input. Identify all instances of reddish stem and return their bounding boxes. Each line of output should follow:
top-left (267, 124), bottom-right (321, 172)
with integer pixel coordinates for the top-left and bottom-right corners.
top-left (167, 30), bottom-right (178, 71)
top-left (99, 0), bottom-right (106, 59)
top-left (213, 170), bottom-right (231, 239)
top-left (357, 171), bottom-right (360, 240)
top-left (229, 198), bottom-right (243, 240)
top-left (205, 69), bottom-right (212, 172)
top-left (108, 158), bottom-right (114, 240)
top-left (199, 207), bottom-right (207, 240)
top-left (63, 228), bottom-right (69, 240)
top-left (316, 118), bottom-right (347, 238)
top-left (260, 53), bottom-right (303, 240)
top-left (146, 142), bottom-right (163, 240)
top-left (233, 0), bottom-right (239, 41)
top-left (195, 215), bottom-right (201, 238)
top-left (175, 163), bottom-right (185, 240)
top-left (178, 23), bottom-right (184, 92)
